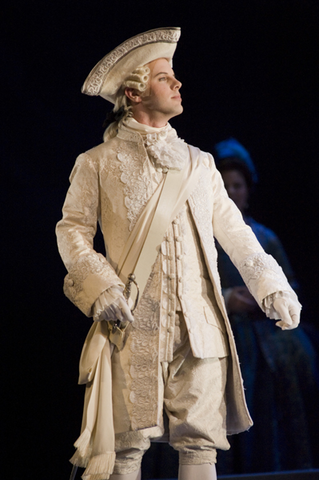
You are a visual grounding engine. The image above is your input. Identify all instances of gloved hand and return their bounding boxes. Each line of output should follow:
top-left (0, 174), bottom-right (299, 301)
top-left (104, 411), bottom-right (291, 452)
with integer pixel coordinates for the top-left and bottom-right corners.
top-left (97, 286), bottom-right (134, 324)
top-left (103, 294), bottom-right (134, 323)
top-left (272, 296), bottom-right (301, 330)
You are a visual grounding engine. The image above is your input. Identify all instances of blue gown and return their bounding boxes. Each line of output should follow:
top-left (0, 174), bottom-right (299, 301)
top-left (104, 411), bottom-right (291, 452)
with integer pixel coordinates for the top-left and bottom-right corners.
top-left (216, 216), bottom-right (319, 474)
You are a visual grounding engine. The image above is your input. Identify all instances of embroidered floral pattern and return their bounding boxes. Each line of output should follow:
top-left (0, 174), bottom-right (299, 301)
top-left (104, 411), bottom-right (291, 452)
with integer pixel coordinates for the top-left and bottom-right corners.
top-left (63, 253), bottom-right (119, 313)
top-left (127, 264), bottom-right (161, 429)
top-left (67, 253), bottom-right (110, 289)
top-left (116, 137), bottom-right (153, 231)
top-left (116, 124), bottom-right (189, 230)
top-left (239, 252), bottom-right (286, 287)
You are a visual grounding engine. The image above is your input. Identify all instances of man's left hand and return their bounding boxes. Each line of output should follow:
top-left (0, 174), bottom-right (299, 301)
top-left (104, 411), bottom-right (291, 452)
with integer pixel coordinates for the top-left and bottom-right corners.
top-left (272, 297), bottom-right (301, 330)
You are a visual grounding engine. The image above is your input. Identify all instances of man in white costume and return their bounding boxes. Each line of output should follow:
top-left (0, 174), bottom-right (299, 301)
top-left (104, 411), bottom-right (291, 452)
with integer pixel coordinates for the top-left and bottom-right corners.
top-left (56, 27), bottom-right (301, 480)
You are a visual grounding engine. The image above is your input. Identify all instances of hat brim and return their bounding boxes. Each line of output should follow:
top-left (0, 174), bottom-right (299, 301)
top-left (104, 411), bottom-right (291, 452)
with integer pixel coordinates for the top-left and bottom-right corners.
top-left (82, 27), bottom-right (181, 104)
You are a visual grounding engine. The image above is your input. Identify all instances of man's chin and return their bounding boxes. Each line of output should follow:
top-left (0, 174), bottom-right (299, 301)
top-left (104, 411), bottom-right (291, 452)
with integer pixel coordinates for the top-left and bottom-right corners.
top-left (170, 105), bottom-right (183, 119)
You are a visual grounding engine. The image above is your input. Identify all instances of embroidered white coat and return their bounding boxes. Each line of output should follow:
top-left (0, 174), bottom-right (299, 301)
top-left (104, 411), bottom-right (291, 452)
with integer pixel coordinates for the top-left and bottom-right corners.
top-left (56, 125), bottom-right (296, 435)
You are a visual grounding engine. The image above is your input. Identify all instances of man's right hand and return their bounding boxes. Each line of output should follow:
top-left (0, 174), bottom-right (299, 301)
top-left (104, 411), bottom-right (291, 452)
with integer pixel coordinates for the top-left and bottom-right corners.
top-left (102, 294), bottom-right (134, 323)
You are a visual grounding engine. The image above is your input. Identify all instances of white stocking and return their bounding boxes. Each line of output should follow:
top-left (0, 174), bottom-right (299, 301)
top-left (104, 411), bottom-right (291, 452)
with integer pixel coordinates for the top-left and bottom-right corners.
top-left (109, 468), bottom-right (141, 480)
top-left (178, 463), bottom-right (217, 480)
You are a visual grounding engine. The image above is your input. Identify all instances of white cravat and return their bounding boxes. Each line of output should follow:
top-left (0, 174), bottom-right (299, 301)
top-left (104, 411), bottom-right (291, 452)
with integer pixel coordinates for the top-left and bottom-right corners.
top-left (123, 117), bottom-right (188, 171)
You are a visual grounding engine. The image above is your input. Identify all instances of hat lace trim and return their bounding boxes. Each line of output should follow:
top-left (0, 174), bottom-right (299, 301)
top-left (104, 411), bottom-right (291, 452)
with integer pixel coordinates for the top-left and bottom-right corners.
top-left (84, 28), bottom-right (180, 96)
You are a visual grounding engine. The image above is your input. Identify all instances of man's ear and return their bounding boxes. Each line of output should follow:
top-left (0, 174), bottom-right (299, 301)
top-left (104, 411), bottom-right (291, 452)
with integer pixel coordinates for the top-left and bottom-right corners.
top-left (125, 87), bottom-right (142, 104)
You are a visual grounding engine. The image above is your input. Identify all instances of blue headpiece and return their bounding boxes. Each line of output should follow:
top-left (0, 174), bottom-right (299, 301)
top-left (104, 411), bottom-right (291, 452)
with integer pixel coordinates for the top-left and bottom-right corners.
top-left (214, 138), bottom-right (258, 184)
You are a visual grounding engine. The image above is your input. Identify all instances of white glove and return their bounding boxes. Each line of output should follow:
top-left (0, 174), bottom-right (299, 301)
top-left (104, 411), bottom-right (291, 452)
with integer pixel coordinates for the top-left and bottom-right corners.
top-left (102, 294), bottom-right (134, 323)
top-left (272, 296), bottom-right (301, 330)
top-left (94, 286), bottom-right (134, 323)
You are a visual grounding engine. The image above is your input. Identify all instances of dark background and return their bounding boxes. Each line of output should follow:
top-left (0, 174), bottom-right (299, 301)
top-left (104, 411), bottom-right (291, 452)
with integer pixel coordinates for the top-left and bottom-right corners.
top-left (2, 1), bottom-right (319, 478)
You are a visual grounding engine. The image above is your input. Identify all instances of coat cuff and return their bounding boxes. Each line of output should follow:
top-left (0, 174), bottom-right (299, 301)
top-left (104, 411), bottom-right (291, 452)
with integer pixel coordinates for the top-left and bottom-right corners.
top-left (238, 252), bottom-right (295, 311)
top-left (63, 253), bottom-right (124, 316)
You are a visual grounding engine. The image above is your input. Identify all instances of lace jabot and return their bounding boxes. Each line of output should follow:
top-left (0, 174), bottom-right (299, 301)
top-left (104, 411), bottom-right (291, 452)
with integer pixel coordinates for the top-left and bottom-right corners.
top-left (123, 117), bottom-right (188, 171)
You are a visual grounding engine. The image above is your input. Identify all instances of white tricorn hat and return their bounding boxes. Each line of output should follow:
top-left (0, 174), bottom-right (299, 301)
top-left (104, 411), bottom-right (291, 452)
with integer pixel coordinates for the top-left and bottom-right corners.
top-left (81, 27), bottom-right (181, 104)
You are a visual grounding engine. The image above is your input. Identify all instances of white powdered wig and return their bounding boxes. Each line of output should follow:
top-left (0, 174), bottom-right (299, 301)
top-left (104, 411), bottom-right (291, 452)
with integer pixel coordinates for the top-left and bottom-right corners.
top-left (103, 65), bottom-right (150, 141)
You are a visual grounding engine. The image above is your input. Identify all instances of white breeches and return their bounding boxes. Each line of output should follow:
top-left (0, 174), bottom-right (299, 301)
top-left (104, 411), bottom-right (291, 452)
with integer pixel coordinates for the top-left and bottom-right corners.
top-left (112, 313), bottom-right (230, 475)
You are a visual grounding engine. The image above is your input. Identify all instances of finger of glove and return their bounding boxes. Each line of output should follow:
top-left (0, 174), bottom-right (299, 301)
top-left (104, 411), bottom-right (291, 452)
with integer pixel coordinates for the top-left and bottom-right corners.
top-left (273, 300), bottom-right (292, 330)
top-left (116, 297), bottom-right (134, 323)
top-left (274, 299), bottom-right (300, 330)
top-left (285, 306), bottom-right (300, 329)
top-left (276, 319), bottom-right (292, 330)
top-left (104, 303), bottom-right (125, 322)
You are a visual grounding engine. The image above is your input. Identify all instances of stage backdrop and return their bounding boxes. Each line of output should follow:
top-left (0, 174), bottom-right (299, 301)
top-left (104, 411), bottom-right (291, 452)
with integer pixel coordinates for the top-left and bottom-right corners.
top-left (2, 1), bottom-right (319, 479)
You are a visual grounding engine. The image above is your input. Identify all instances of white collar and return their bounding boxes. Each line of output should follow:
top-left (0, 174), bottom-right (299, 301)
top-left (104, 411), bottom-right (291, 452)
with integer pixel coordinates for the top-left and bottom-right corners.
top-left (123, 117), bottom-right (188, 171)
top-left (124, 117), bottom-right (171, 135)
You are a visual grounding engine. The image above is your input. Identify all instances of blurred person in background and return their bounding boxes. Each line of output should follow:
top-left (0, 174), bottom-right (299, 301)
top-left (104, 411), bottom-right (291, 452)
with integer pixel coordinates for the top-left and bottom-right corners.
top-left (214, 138), bottom-right (319, 474)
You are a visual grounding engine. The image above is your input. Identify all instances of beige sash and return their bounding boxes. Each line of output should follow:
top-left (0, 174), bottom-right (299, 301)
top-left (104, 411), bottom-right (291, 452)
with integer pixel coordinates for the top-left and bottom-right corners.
top-left (117, 145), bottom-right (202, 304)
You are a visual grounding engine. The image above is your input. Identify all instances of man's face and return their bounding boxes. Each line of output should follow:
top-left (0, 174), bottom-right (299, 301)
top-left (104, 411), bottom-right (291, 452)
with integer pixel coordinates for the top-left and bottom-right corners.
top-left (139, 58), bottom-right (183, 123)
